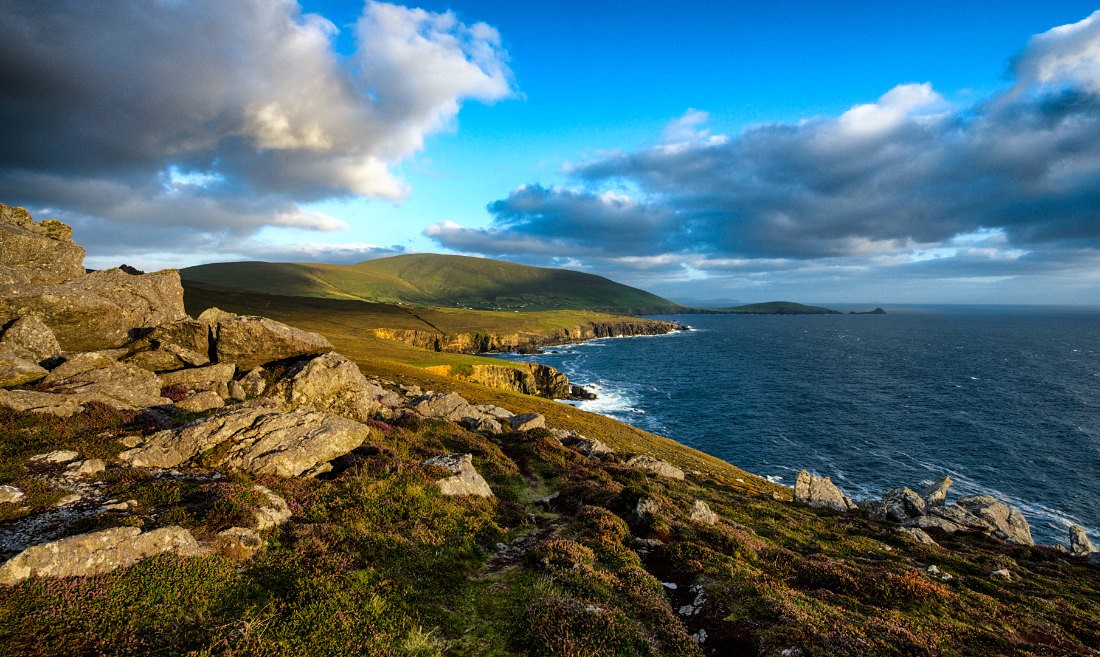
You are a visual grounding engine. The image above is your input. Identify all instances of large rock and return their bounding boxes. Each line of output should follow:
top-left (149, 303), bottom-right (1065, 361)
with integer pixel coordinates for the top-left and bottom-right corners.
top-left (158, 362), bottom-right (237, 399)
top-left (268, 352), bottom-right (383, 422)
top-left (882, 487), bottom-right (927, 521)
top-left (121, 404), bottom-right (372, 478)
top-left (212, 316), bottom-right (332, 371)
top-left (510, 413), bottom-right (547, 432)
top-left (690, 500), bottom-right (719, 525)
top-left (0, 389), bottom-right (86, 417)
top-left (1, 316), bottom-right (61, 363)
top-left (627, 455), bottom-right (685, 480)
top-left (927, 503), bottom-right (994, 531)
top-left (46, 363), bottom-right (169, 410)
top-left (412, 392), bottom-right (473, 421)
top-left (124, 319), bottom-right (210, 372)
top-left (794, 470), bottom-right (855, 512)
top-left (42, 351), bottom-right (123, 384)
top-left (423, 453), bottom-right (493, 497)
top-left (0, 526), bottom-right (204, 585)
top-left (0, 203), bottom-right (86, 287)
top-left (956, 495), bottom-right (1034, 546)
top-left (1070, 525), bottom-right (1096, 556)
top-left (0, 268), bottom-right (188, 351)
top-left (920, 476), bottom-right (953, 507)
top-left (0, 348), bottom-right (47, 387)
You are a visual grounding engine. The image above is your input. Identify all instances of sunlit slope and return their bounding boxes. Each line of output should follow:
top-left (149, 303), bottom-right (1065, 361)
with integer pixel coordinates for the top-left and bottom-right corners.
top-left (181, 254), bottom-right (684, 313)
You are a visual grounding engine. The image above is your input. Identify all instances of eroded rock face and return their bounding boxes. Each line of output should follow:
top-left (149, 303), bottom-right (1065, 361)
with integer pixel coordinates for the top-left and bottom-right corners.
top-left (510, 413), bottom-right (546, 432)
top-left (269, 352), bottom-right (383, 422)
top-left (794, 470), bottom-right (855, 512)
top-left (627, 455), bottom-right (685, 480)
top-left (46, 363), bottom-right (169, 410)
top-left (124, 319), bottom-right (210, 372)
top-left (883, 487), bottom-right (927, 521)
top-left (159, 362), bottom-right (236, 399)
top-left (956, 495), bottom-right (1034, 546)
top-left (0, 526), bottom-right (205, 585)
top-left (423, 453), bottom-right (493, 497)
top-left (0, 389), bottom-right (86, 417)
top-left (122, 404), bottom-right (372, 478)
top-left (1069, 525), bottom-right (1096, 556)
top-left (0, 203), bottom-right (86, 287)
top-left (213, 316), bottom-right (332, 371)
top-left (176, 391), bottom-right (225, 413)
top-left (920, 476), bottom-right (953, 507)
top-left (1, 316), bottom-right (61, 363)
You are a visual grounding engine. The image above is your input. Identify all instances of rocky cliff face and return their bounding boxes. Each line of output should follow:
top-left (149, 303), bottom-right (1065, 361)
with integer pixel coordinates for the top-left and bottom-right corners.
top-left (424, 362), bottom-right (580, 399)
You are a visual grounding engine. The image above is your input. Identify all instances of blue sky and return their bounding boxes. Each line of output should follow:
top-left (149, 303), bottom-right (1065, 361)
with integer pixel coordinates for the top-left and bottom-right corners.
top-left (2, 1), bottom-right (1100, 304)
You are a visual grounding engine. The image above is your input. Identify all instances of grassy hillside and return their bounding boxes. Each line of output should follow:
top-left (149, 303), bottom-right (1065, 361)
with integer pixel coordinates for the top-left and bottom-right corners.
top-left (181, 254), bottom-right (685, 314)
top-left (705, 301), bottom-right (840, 315)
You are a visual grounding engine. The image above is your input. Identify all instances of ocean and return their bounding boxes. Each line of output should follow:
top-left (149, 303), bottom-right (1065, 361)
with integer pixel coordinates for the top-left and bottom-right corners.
top-left (486, 306), bottom-right (1100, 548)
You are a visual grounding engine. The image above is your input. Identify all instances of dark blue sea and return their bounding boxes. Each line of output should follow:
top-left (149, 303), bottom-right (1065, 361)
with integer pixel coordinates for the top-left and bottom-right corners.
top-left (488, 306), bottom-right (1100, 548)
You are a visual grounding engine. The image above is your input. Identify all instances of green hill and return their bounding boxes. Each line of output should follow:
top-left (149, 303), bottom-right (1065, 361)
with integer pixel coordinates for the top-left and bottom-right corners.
top-left (180, 254), bottom-right (684, 314)
top-left (710, 301), bottom-right (840, 315)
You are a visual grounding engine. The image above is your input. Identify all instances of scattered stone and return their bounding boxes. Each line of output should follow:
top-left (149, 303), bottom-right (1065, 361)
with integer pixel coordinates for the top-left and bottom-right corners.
top-left (793, 470), bottom-right (855, 512)
top-left (399, 384), bottom-right (422, 397)
top-left (1070, 525), bottom-right (1097, 556)
top-left (883, 487), bottom-right (927, 521)
top-left (691, 629), bottom-right (707, 644)
top-left (0, 526), bottom-right (205, 585)
top-left (252, 485), bottom-right (292, 530)
top-left (0, 485), bottom-right (25, 504)
top-left (690, 500), bottom-right (719, 525)
top-left (957, 495), bottom-right (1034, 546)
top-left (101, 500), bottom-right (136, 512)
top-left (990, 568), bottom-right (1014, 582)
top-left (175, 391), bottom-right (225, 413)
top-left (159, 362), bottom-right (236, 399)
top-left (0, 316), bottom-right (61, 363)
top-left (423, 453), bottom-right (493, 497)
top-left (29, 450), bottom-right (80, 465)
top-left (510, 413), bottom-right (546, 432)
top-left (572, 437), bottom-right (614, 457)
top-left (0, 348), bottom-right (47, 387)
top-left (213, 316), bottom-right (332, 371)
top-left (214, 527), bottom-right (265, 561)
top-left (926, 565), bottom-right (954, 582)
top-left (635, 497), bottom-right (660, 518)
top-left (53, 494), bottom-right (82, 507)
top-left (118, 435), bottom-right (144, 449)
top-left (857, 498), bottom-right (889, 522)
top-left (121, 404), bottom-right (372, 478)
top-left (920, 476), bottom-right (953, 507)
top-left (897, 527), bottom-right (939, 547)
top-left (68, 459), bottom-right (106, 477)
top-left (627, 455), bottom-right (685, 480)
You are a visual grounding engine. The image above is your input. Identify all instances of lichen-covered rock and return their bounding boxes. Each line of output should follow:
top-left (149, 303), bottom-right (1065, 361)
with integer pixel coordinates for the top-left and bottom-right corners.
top-left (920, 476), bottom-right (953, 507)
top-left (0, 316), bottom-right (61, 363)
top-left (510, 413), bottom-right (546, 432)
top-left (0, 347), bottom-right (47, 387)
top-left (635, 497), bottom-right (660, 518)
top-left (794, 470), bottom-right (855, 512)
top-left (214, 527), bottom-right (265, 561)
top-left (124, 319), bottom-right (210, 372)
top-left (0, 203), bottom-right (86, 287)
top-left (690, 500), bottom-right (719, 525)
top-left (412, 392), bottom-right (473, 421)
top-left (252, 485), bottom-right (292, 530)
top-left (897, 527), bottom-right (939, 547)
top-left (176, 391), bottom-right (225, 413)
top-left (268, 352), bottom-right (383, 422)
top-left (213, 316), bottom-right (332, 371)
top-left (121, 404), bottom-right (372, 478)
top-left (883, 487), bottom-right (927, 521)
top-left (0, 389), bottom-right (86, 417)
top-left (423, 453), bottom-right (493, 497)
top-left (158, 362), bottom-right (236, 398)
top-left (957, 495), bottom-right (1034, 546)
top-left (0, 526), bottom-right (205, 585)
top-left (627, 455), bottom-right (685, 480)
top-left (29, 450), bottom-right (80, 464)
top-left (0, 268), bottom-right (188, 352)
top-left (0, 485), bottom-right (25, 504)
top-left (1070, 525), bottom-right (1096, 556)
top-left (42, 351), bottom-right (122, 384)
top-left (46, 362), bottom-right (169, 410)
top-left (197, 307), bottom-right (237, 326)
top-left (927, 504), bottom-right (994, 531)
top-left (238, 367), bottom-right (268, 398)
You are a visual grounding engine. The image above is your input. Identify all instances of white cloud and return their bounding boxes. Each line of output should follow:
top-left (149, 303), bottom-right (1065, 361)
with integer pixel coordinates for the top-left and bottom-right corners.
top-left (1014, 10), bottom-right (1100, 92)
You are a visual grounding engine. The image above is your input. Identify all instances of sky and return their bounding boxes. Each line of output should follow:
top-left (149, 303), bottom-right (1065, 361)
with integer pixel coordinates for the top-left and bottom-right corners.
top-left (2, 2), bottom-right (1100, 305)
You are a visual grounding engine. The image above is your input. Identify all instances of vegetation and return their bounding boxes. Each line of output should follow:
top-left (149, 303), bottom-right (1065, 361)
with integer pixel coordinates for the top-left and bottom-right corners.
top-left (700, 301), bottom-right (841, 315)
top-left (180, 254), bottom-right (685, 314)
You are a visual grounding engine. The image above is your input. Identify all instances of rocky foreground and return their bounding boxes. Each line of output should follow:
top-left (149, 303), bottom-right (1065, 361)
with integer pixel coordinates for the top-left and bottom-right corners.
top-left (2, 203), bottom-right (1099, 656)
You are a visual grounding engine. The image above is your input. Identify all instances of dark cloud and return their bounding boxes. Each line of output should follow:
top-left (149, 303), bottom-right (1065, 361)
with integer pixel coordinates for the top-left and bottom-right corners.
top-left (0, 0), bottom-right (512, 257)
top-left (427, 12), bottom-right (1100, 301)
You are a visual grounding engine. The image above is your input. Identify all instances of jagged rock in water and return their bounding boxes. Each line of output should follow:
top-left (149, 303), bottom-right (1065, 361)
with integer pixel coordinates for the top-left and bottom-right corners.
top-left (920, 476), bottom-right (953, 507)
top-left (690, 500), bottom-right (719, 525)
top-left (0, 389), bottom-right (86, 417)
top-left (510, 413), bottom-right (546, 432)
top-left (176, 391), bottom-right (225, 413)
top-left (423, 453), bottom-right (493, 497)
top-left (159, 362), bottom-right (236, 399)
top-left (627, 455), bottom-right (685, 480)
top-left (238, 366), bottom-right (268, 398)
top-left (883, 487), bottom-right (927, 521)
top-left (124, 318), bottom-right (210, 371)
top-left (794, 470), bottom-right (855, 512)
top-left (897, 527), bottom-right (939, 547)
top-left (956, 495), bottom-right (1034, 546)
top-left (0, 348), bottom-right (47, 387)
top-left (214, 527), bottom-right (265, 561)
top-left (1070, 525), bottom-right (1097, 556)
top-left (0, 526), bottom-right (205, 585)
top-left (45, 362), bottom-right (169, 410)
top-left (121, 403), bottom-right (372, 478)
top-left (0, 203), bottom-right (86, 286)
top-left (212, 315), bottom-right (332, 371)
top-left (1, 316), bottom-right (61, 363)
top-left (268, 352), bottom-right (384, 423)
top-left (0, 268), bottom-right (188, 352)
top-left (252, 485), bottom-right (292, 530)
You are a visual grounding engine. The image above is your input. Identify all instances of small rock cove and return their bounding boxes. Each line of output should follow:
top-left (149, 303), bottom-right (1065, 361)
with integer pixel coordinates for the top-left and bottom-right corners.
top-left (486, 308), bottom-right (1100, 548)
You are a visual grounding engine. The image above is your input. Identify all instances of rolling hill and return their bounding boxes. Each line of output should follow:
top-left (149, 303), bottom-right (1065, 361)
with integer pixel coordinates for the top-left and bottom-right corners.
top-left (180, 254), bottom-right (684, 314)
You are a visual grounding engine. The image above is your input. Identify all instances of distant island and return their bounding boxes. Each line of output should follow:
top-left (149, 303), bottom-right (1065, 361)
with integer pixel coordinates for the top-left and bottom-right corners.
top-left (850, 307), bottom-right (887, 314)
top-left (689, 300), bottom-right (841, 315)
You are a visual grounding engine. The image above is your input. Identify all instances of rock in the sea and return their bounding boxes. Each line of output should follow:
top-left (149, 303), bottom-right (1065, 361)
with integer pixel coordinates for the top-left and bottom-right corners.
top-left (268, 352), bottom-right (383, 422)
top-left (212, 316), bottom-right (332, 371)
top-left (883, 487), bottom-right (927, 521)
top-left (794, 470), bottom-right (855, 512)
top-left (0, 203), bottom-right (86, 286)
top-left (0, 268), bottom-right (188, 352)
top-left (0, 348), bottom-right (47, 387)
top-left (627, 455), bottom-right (685, 480)
top-left (46, 362), bottom-right (169, 410)
top-left (0, 526), bottom-right (205, 585)
top-left (121, 404), bottom-right (371, 478)
top-left (957, 495), bottom-right (1034, 546)
top-left (690, 500), bottom-right (719, 525)
top-left (159, 362), bottom-right (236, 399)
top-left (1070, 525), bottom-right (1097, 556)
top-left (423, 453), bottom-right (493, 497)
top-left (1, 316), bottom-right (61, 363)
top-left (920, 476), bottom-right (953, 507)
top-left (510, 413), bottom-right (546, 432)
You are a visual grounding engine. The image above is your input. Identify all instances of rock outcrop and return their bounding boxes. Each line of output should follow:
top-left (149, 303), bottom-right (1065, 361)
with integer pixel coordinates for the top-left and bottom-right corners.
top-left (267, 352), bottom-right (385, 422)
top-left (1070, 525), bottom-right (1097, 556)
top-left (0, 526), bottom-right (205, 585)
top-left (1, 316), bottom-right (61, 363)
top-left (0, 350), bottom-right (47, 388)
top-left (0, 203), bottom-right (86, 287)
top-left (159, 362), bottom-right (237, 399)
top-left (627, 455), bottom-right (685, 480)
top-left (794, 470), bottom-right (856, 512)
top-left (690, 500), bottom-right (719, 525)
top-left (45, 362), bottom-right (169, 410)
top-left (423, 453), bottom-right (493, 497)
top-left (212, 315), bottom-right (332, 371)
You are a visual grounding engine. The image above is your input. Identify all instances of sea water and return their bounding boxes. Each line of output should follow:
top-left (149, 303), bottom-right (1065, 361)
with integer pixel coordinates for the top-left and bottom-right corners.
top-left (486, 306), bottom-right (1100, 548)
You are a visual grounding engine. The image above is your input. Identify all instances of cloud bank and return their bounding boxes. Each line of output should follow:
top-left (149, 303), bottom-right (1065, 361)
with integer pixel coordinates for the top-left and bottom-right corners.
top-left (428, 12), bottom-right (1100, 303)
top-left (0, 0), bottom-right (512, 261)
